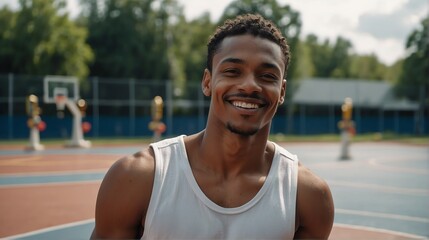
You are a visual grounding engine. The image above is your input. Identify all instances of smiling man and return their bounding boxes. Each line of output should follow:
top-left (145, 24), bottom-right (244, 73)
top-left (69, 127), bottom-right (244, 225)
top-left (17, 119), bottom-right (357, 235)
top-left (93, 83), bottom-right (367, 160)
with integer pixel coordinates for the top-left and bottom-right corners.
top-left (91, 14), bottom-right (334, 240)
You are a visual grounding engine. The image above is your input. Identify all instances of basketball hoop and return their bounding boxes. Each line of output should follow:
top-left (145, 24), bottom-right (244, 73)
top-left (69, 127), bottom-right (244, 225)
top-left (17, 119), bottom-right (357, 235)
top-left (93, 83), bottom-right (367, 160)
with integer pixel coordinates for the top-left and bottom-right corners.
top-left (55, 94), bottom-right (67, 118)
top-left (55, 95), bottom-right (67, 111)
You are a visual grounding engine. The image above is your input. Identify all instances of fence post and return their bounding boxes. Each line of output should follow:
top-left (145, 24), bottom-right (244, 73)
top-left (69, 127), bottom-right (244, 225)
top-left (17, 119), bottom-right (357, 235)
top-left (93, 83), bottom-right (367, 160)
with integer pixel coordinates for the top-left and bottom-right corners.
top-left (198, 84), bottom-right (205, 130)
top-left (129, 78), bottom-right (135, 137)
top-left (300, 105), bottom-right (306, 134)
top-left (92, 77), bottom-right (99, 138)
top-left (329, 104), bottom-right (334, 133)
top-left (418, 86), bottom-right (425, 135)
top-left (166, 80), bottom-right (173, 136)
top-left (8, 73), bottom-right (14, 139)
top-left (379, 109), bottom-right (384, 133)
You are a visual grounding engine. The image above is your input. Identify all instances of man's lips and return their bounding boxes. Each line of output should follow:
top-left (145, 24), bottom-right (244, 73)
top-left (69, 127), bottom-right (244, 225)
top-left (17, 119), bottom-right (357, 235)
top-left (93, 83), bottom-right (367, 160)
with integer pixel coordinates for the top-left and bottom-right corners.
top-left (231, 100), bottom-right (260, 109)
top-left (225, 93), bottom-right (268, 110)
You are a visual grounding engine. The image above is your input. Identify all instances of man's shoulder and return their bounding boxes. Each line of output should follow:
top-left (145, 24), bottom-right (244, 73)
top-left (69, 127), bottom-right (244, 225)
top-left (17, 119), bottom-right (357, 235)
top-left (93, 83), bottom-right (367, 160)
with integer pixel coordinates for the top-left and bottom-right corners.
top-left (295, 164), bottom-right (334, 239)
top-left (151, 135), bottom-right (185, 148)
top-left (272, 141), bottom-right (298, 162)
top-left (107, 147), bottom-right (156, 182)
top-left (298, 164), bottom-right (330, 193)
top-left (92, 147), bottom-right (156, 239)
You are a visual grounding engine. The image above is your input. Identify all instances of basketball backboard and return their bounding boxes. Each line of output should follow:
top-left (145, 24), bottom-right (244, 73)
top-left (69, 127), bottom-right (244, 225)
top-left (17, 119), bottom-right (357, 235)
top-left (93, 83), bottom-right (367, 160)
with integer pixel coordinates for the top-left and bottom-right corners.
top-left (43, 75), bottom-right (79, 103)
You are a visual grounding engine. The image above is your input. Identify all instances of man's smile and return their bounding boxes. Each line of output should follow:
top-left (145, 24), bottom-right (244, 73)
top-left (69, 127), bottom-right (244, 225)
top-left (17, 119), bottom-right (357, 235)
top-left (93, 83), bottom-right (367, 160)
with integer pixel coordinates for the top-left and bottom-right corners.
top-left (231, 101), bottom-right (260, 109)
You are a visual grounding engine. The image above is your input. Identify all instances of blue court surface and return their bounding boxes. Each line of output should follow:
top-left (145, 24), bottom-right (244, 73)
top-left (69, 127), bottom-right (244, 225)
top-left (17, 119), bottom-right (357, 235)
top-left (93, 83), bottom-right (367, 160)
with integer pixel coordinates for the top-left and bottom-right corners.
top-left (1, 141), bottom-right (428, 239)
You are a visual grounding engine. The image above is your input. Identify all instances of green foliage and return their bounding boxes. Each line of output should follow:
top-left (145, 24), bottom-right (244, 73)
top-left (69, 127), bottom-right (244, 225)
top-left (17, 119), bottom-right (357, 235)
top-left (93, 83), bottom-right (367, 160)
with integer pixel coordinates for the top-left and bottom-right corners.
top-left (0, 7), bottom-right (16, 72)
top-left (83, 0), bottom-right (184, 81)
top-left (303, 35), bottom-right (354, 78)
top-left (330, 37), bottom-right (352, 78)
top-left (299, 34), bottom-right (406, 83)
top-left (349, 54), bottom-right (387, 80)
top-left (384, 59), bottom-right (403, 84)
top-left (395, 16), bottom-right (429, 101)
top-left (173, 14), bottom-right (215, 83)
top-left (0, 0), bottom-right (93, 78)
top-left (1, 0), bottom-right (420, 95)
top-left (292, 41), bottom-right (315, 79)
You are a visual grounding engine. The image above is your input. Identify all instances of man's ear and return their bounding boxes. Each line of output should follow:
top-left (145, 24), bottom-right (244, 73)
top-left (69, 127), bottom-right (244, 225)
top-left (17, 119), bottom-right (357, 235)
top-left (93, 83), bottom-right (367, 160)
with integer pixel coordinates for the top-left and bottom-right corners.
top-left (279, 79), bottom-right (287, 105)
top-left (202, 69), bottom-right (212, 97)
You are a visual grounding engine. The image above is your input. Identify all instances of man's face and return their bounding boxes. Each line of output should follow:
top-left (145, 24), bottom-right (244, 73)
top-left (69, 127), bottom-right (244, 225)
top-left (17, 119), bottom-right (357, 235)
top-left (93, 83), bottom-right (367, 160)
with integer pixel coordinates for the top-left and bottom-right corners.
top-left (203, 34), bottom-right (286, 136)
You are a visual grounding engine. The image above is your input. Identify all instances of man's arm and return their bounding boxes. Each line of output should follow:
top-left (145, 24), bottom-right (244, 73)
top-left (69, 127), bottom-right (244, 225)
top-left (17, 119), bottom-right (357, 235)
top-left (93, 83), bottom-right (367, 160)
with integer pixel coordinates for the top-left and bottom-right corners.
top-left (294, 163), bottom-right (334, 239)
top-left (91, 148), bottom-right (155, 239)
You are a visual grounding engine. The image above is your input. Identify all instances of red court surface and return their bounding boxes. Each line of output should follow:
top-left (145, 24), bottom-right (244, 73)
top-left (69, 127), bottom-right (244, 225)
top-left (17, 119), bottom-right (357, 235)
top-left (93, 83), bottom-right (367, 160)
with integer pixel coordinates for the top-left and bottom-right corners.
top-left (0, 142), bottom-right (426, 239)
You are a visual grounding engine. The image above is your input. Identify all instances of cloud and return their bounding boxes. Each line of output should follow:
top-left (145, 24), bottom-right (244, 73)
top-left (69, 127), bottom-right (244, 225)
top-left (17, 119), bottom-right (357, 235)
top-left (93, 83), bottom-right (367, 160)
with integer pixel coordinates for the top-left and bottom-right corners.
top-left (403, 0), bottom-right (428, 12)
top-left (357, 0), bottom-right (428, 40)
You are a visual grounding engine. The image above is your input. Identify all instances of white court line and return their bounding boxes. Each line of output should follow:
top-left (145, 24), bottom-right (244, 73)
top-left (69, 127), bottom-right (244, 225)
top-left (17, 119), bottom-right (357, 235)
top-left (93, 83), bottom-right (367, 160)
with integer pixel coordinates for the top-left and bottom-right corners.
top-left (334, 223), bottom-right (426, 239)
top-left (328, 180), bottom-right (429, 196)
top-left (336, 208), bottom-right (429, 223)
top-left (7, 218), bottom-right (94, 239)
top-left (0, 169), bottom-right (108, 177)
top-left (368, 158), bottom-right (429, 174)
top-left (6, 218), bottom-right (427, 239)
top-left (0, 179), bottom-right (101, 189)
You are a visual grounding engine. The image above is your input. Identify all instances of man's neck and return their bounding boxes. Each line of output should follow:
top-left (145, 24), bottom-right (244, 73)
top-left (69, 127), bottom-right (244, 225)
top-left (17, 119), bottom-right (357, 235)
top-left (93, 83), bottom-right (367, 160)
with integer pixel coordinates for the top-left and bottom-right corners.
top-left (190, 126), bottom-right (272, 178)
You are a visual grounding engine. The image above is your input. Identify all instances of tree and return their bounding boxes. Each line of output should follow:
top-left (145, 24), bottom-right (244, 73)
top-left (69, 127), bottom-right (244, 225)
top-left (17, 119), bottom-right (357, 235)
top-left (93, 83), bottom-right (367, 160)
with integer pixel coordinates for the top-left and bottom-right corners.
top-left (83, 0), bottom-right (155, 79)
top-left (396, 16), bottom-right (429, 102)
top-left (0, 7), bottom-right (16, 73)
top-left (291, 40), bottom-right (315, 80)
top-left (304, 34), bottom-right (332, 77)
top-left (218, 0), bottom-right (301, 80)
top-left (349, 54), bottom-right (387, 80)
top-left (82, 0), bottom-right (184, 80)
top-left (329, 37), bottom-right (352, 78)
top-left (384, 59), bottom-right (403, 84)
top-left (1, 0), bottom-right (93, 78)
top-left (172, 13), bottom-right (215, 83)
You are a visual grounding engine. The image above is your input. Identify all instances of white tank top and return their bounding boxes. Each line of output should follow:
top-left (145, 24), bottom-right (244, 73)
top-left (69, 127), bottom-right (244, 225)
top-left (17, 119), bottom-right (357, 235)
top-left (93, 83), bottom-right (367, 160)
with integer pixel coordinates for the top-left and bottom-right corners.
top-left (142, 135), bottom-right (299, 240)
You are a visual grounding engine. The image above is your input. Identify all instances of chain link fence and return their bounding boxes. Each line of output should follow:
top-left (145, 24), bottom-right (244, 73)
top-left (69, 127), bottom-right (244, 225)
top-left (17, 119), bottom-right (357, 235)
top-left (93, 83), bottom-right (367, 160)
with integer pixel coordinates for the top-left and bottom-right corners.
top-left (0, 74), bottom-right (427, 140)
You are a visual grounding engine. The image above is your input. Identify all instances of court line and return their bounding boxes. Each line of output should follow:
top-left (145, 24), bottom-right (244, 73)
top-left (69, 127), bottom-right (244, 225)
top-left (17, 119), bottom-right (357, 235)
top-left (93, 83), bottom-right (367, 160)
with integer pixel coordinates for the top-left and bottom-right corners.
top-left (0, 156), bottom-right (42, 166)
top-left (6, 218), bottom-right (427, 239)
top-left (336, 208), bottom-right (429, 223)
top-left (0, 179), bottom-right (102, 189)
top-left (0, 169), bottom-right (108, 177)
top-left (368, 158), bottom-right (429, 174)
top-left (328, 180), bottom-right (429, 196)
top-left (6, 218), bottom-right (94, 240)
top-left (333, 223), bottom-right (426, 239)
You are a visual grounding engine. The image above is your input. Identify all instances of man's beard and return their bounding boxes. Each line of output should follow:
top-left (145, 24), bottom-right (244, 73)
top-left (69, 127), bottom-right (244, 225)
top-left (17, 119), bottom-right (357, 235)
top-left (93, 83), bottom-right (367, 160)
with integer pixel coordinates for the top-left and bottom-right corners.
top-left (226, 122), bottom-right (258, 137)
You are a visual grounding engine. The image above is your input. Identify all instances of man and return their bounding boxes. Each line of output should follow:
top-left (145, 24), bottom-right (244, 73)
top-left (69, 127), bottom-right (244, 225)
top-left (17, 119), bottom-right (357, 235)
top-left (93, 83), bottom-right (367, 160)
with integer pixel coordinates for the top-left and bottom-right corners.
top-left (91, 14), bottom-right (334, 239)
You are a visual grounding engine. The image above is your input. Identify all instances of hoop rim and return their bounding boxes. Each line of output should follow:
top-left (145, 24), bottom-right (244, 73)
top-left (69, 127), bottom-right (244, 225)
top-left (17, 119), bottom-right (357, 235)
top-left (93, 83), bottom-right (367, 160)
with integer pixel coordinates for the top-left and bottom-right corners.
top-left (55, 95), bottom-right (67, 102)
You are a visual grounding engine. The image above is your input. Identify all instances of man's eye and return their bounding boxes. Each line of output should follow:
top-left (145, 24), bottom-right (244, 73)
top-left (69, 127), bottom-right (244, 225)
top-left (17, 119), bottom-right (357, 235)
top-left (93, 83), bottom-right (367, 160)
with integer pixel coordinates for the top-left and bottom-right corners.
top-left (260, 73), bottom-right (278, 80)
top-left (223, 69), bottom-right (240, 76)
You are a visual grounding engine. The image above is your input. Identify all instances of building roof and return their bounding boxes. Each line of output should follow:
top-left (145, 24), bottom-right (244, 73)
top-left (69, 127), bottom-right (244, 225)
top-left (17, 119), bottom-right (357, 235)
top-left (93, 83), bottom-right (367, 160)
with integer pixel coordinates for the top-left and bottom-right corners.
top-left (291, 78), bottom-right (418, 110)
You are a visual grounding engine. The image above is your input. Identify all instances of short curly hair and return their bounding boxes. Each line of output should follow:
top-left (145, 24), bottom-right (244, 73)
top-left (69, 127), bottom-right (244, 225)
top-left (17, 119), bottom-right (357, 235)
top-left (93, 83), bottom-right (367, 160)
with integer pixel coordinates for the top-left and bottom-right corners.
top-left (207, 14), bottom-right (290, 75)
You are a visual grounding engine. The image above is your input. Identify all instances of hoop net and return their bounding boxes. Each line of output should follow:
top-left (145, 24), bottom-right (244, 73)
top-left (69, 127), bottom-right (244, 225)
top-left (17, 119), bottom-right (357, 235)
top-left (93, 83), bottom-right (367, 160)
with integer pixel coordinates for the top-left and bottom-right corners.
top-left (55, 95), bottom-right (67, 111)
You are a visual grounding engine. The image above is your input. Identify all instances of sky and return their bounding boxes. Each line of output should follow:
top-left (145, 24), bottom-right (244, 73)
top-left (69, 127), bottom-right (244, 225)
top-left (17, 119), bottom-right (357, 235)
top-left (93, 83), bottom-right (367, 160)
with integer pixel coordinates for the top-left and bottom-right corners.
top-left (1, 0), bottom-right (428, 65)
top-left (176, 0), bottom-right (428, 65)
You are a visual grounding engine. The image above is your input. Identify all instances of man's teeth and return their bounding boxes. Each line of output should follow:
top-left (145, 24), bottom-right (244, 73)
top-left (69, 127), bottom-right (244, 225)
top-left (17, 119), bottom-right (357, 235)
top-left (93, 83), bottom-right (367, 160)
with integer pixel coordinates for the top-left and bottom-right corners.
top-left (232, 101), bottom-right (259, 109)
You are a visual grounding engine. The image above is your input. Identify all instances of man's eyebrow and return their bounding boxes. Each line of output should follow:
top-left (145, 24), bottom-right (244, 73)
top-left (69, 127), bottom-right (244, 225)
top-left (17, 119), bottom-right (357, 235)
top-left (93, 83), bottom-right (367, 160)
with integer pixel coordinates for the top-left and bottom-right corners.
top-left (261, 62), bottom-right (281, 71)
top-left (220, 58), bottom-right (282, 72)
top-left (220, 57), bottom-right (245, 65)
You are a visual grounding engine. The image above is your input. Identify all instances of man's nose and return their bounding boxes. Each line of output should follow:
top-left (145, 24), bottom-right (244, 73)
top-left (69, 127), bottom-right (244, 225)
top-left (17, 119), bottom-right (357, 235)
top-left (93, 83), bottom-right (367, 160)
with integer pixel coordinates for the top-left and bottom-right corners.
top-left (238, 74), bottom-right (262, 93)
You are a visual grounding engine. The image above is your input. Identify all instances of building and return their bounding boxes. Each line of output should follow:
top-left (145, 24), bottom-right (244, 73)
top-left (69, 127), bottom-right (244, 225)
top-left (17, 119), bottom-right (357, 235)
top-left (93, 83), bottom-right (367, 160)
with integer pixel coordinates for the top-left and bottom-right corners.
top-left (291, 78), bottom-right (421, 134)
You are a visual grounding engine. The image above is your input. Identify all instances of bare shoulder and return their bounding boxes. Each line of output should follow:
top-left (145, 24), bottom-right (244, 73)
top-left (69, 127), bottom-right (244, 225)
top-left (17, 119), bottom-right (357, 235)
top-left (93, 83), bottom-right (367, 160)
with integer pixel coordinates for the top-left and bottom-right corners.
top-left (101, 147), bottom-right (155, 198)
top-left (295, 162), bottom-right (334, 239)
top-left (91, 147), bottom-right (155, 239)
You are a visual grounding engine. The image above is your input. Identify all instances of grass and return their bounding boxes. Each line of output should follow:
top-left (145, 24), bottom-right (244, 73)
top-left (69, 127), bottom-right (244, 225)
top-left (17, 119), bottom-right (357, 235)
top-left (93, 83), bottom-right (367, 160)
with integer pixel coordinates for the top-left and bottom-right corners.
top-left (1, 133), bottom-right (428, 146)
top-left (269, 132), bottom-right (428, 145)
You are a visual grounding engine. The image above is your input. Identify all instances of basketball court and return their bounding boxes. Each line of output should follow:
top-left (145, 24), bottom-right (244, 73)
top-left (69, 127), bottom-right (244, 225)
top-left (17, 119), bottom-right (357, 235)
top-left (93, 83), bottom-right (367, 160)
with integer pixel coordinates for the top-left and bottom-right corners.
top-left (0, 140), bottom-right (428, 239)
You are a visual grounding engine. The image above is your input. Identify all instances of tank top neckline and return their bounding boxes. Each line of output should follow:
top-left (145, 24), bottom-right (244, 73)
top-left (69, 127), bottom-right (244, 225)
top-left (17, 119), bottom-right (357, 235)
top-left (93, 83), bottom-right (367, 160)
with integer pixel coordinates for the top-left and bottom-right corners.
top-left (177, 135), bottom-right (280, 215)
